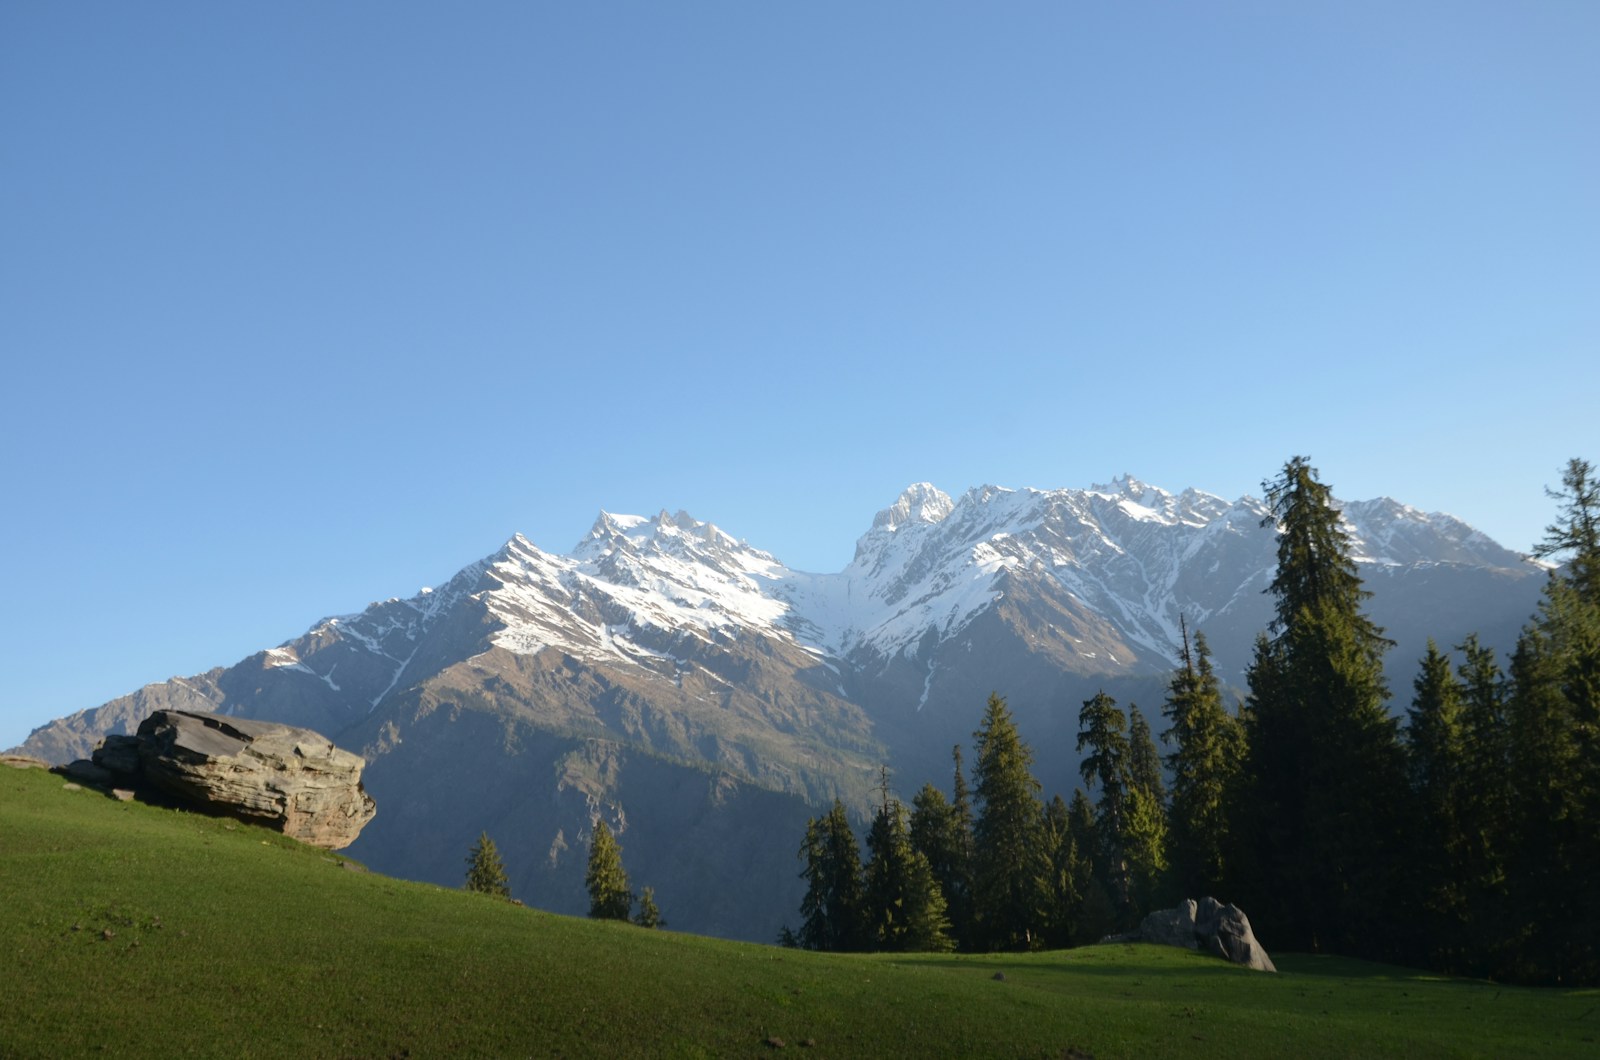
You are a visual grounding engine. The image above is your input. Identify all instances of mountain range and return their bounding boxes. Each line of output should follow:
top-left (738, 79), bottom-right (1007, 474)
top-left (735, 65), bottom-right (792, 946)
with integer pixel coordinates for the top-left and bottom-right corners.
top-left (15, 476), bottom-right (1547, 941)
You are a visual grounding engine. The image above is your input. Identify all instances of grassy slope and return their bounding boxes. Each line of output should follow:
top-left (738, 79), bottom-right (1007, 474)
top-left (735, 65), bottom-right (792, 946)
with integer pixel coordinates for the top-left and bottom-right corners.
top-left (2, 767), bottom-right (1595, 1059)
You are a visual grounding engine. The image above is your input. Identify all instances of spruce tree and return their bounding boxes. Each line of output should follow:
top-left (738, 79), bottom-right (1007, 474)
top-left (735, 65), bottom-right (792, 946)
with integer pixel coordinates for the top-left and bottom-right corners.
top-left (1067, 788), bottom-right (1116, 944)
top-left (797, 799), bottom-right (866, 951)
top-left (634, 886), bottom-right (664, 929)
top-left (1162, 625), bottom-right (1245, 898)
top-left (1076, 691), bottom-right (1135, 922)
top-left (864, 777), bottom-right (953, 952)
top-left (464, 831), bottom-right (510, 898)
top-left (970, 693), bottom-right (1050, 950)
top-left (585, 819), bottom-right (633, 921)
top-left (1455, 635), bottom-right (1512, 974)
top-left (1124, 704), bottom-right (1170, 912)
top-left (1238, 456), bottom-right (1408, 958)
top-left (1040, 793), bottom-right (1082, 948)
top-left (909, 778), bottom-right (971, 949)
top-left (1504, 458), bottom-right (1600, 983)
top-left (1404, 640), bottom-right (1471, 969)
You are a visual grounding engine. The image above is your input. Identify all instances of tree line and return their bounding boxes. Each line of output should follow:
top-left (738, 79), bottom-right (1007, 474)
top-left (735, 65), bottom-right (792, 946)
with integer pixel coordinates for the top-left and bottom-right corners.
top-left (464, 820), bottom-right (664, 930)
top-left (790, 456), bottom-right (1599, 987)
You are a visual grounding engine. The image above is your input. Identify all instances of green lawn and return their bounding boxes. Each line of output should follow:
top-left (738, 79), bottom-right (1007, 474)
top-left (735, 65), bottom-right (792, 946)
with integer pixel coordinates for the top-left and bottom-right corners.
top-left (2, 766), bottom-right (1594, 1058)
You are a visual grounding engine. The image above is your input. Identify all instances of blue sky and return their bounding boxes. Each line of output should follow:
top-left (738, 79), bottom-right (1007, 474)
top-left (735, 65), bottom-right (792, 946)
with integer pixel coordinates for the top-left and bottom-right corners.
top-left (3, 2), bottom-right (1596, 751)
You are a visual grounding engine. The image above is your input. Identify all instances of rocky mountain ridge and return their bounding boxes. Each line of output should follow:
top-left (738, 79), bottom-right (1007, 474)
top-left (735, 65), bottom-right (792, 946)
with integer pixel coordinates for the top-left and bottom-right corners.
top-left (14, 476), bottom-right (1546, 941)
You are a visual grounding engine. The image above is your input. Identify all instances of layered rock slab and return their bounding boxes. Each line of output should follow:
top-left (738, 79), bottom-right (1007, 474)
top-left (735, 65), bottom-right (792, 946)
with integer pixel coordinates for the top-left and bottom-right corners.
top-left (92, 710), bottom-right (376, 849)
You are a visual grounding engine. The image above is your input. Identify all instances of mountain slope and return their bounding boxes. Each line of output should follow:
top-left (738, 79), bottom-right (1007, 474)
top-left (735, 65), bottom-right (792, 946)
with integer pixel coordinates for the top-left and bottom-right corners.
top-left (14, 476), bottom-right (1546, 939)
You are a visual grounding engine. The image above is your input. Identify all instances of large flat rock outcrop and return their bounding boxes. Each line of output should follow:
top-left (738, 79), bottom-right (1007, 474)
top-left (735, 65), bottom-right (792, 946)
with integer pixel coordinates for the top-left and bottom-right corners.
top-left (92, 710), bottom-right (376, 849)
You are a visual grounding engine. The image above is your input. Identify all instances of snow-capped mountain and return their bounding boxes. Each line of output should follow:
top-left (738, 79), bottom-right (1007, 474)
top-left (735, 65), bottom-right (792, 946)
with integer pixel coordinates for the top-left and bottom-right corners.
top-left (16, 476), bottom-right (1545, 942)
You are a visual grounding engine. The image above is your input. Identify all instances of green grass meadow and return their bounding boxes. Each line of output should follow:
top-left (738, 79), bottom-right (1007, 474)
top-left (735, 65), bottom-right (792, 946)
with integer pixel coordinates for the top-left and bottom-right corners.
top-left (2, 765), bottom-right (1595, 1058)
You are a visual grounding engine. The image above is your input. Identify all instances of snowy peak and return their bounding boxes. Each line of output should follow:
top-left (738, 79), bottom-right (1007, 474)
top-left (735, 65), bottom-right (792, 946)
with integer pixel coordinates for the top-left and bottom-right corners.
top-left (285, 476), bottom-right (1547, 705)
top-left (871, 483), bottom-right (955, 532)
top-left (1338, 497), bottom-right (1531, 569)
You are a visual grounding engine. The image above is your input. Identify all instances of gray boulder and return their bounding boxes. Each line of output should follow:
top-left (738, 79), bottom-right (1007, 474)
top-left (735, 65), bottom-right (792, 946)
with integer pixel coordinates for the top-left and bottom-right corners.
top-left (1135, 896), bottom-right (1276, 972)
top-left (92, 710), bottom-right (376, 849)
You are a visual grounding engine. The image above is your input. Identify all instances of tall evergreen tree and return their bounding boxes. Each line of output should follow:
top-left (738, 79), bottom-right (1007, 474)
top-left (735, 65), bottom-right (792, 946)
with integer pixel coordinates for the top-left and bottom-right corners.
top-left (1503, 458), bottom-right (1600, 983)
top-left (1067, 788), bottom-right (1116, 944)
top-left (970, 693), bottom-right (1050, 950)
top-left (1076, 691), bottom-right (1135, 922)
top-left (1124, 704), bottom-right (1169, 913)
top-left (908, 745), bottom-right (976, 949)
top-left (1237, 456), bottom-right (1408, 958)
top-left (585, 819), bottom-right (633, 921)
top-left (1039, 794), bottom-right (1082, 948)
top-left (797, 799), bottom-right (866, 952)
top-left (1162, 624), bottom-right (1245, 898)
top-left (1404, 640), bottom-right (1471, 969)
top-left (464, 831), bottom-right (510, 898)
top-left (909, 780), bottom-right (971, 949)
top-left (1454, 635), bottom-right (1512, 973)
top-left (864, 776), bottom-right (954, 952)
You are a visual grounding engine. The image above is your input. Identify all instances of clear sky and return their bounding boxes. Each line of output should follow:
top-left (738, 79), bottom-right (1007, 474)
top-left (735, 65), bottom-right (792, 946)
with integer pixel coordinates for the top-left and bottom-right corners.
top-left (3, 2), bottom-right (1596, 751)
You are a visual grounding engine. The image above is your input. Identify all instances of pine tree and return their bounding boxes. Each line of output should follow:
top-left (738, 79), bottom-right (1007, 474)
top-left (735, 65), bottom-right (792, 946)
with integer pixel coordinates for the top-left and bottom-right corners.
top-left (864, 775), bottom-right (953, 952)
top-left (1503, 458), bottom-right (1600, 983)
top-left (970, 693), bottom-right (1050, 950)
top-left (1455, 635), bottom-right (1513, 974)
top-left (1040, 793), bottom-right (1081, 948)
top-left (1124, 704), bottom-right (1170, 912)
top-left (1404, 640), bottom-right (1471, 969)
top-left (585, 819), bottom-right (633, 921)
top-left (1067, 788), bottom-right (1116, 944)
top-left (1162, 624), bottom-right (1245, 898)
top-left (633, 886), bottom-right (664, 929)
top-left (1237, 456), bottom-right (1408, 958)
top-left (464, 831), bottom-right (511, 897)
top-left (797, 799), bottom-right (866, 951)
top-left (1076, 691), bottom-right (1135, 923)
top-left (909, 777), bottom-right (971, 949)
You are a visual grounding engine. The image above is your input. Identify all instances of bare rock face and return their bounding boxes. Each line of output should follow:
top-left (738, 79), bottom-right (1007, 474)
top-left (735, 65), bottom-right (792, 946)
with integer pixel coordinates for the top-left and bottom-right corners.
top-left (1135, 897), bottom-right (1277, 972)
top-left (92, 710), bottom-right (376, 849)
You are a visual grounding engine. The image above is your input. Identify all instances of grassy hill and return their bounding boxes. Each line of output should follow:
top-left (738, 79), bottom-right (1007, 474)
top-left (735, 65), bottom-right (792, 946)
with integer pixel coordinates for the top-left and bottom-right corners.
top-left (2, 765), bottom-right (1595, 1059)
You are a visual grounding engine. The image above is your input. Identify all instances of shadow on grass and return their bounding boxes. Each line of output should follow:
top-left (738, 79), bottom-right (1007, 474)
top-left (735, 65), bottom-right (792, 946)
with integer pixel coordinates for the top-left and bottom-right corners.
top-left (883, 944), bottom-right (1262, 980)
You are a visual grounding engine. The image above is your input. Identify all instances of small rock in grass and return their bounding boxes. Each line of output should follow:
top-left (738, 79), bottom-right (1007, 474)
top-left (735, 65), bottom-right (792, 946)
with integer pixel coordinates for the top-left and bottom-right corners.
top-left (62, 782), bottom-right (83, 792)
top-left (992, 972), bottom-right (1007, 981)
top-left (101, 929), bottom-right (114, 941)
top-left (765, 1036), bottom-right (786, 1049)
top-left (800, 1040), bottom-right (816, 1048)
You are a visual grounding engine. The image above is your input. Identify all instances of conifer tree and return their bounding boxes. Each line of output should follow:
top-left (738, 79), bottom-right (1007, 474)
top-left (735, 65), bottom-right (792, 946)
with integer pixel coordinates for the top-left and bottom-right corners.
top-left (1503, 458), bottom-right (1600, 983)
top-left (1162, 624), bottom-right (1245, 898)
top-left (464, 831), bottom-right (511, 898)
top-left (970, 693), bottom-right (1050, 950)
top-left (909, 775), bottom-right (972, 948)
top-left (864, 774), bottom-right (954, 952)
top-left (1076, 691), bottom-right (1136, 922)
top-left (1067, 788), bottom-right (1116, 944)
top-left (585, 819), bottom-right (633, 921)
top-left (1454, 635), bottom-right (1513, 973)
top-left (1124, 704), bottom-right (1170, 911)
top-left (1040, 793), bottom-right (1082, 948)
top-left (633, 886), bottom-right (664, 929)
top-left (1237, 456), bottom-right (1408, 958)
top-left (1404, 640), bottom-right (1471, 968)
top-left (797, 799), bottom-right (866, 951)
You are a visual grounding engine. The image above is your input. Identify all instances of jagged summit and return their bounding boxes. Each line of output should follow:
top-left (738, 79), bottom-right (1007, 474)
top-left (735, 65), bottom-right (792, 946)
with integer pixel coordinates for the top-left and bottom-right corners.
top-left (871, 483), bottom-right (956, 532)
